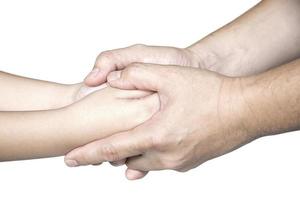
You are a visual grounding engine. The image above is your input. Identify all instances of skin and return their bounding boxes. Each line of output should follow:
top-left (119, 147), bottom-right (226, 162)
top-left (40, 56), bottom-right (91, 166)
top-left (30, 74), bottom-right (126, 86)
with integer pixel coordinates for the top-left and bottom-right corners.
top-left (0, 72), bottom-right (159, 161)
top-left (65, 0), bottom-right (300, 180)
top-left (0, 71), bottom-right (77, 111)
top-left (66, 60), bottom-right (300, 178)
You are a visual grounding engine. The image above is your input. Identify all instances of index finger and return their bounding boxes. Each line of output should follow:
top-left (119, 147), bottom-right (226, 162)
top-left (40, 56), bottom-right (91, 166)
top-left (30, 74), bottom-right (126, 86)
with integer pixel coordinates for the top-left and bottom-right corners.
top-left (64, 128), bottom-right (153, 167)
top-left (84, 45), bottom-right (144, 86)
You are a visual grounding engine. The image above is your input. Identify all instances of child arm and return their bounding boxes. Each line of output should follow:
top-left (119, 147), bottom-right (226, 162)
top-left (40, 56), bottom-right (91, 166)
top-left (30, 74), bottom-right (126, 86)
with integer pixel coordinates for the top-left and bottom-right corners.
top-left (0, 71), bottom-right (79, 111)
top-left (0, 86), bottom-right (159, 161)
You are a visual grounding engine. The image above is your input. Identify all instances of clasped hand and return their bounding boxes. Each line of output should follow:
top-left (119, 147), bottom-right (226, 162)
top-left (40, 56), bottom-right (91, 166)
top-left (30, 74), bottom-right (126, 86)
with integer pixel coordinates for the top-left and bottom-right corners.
top-left (65, 45), bottom-right (256, 180)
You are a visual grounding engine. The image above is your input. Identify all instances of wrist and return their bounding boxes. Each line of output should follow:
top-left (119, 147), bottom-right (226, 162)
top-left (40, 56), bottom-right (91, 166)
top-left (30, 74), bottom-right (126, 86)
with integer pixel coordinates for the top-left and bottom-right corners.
top-left (232, 76), bottom-right (274, 139)
top-left (186, 37), bottom-right (250, 77)
top-left (56, 83), bottom-right (82, 108)
top-left (186, 42), bottom-right (222, 71)
top-left (219, 77), bottom-right (263, 142)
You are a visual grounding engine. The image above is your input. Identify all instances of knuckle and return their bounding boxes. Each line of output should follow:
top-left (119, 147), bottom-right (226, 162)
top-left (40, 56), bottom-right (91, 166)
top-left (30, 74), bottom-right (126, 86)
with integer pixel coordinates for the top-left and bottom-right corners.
top-left (150, 130), bottom-right (174, 151)
top-left (151, 134), bottom-right (168, 150)
top-left (165, 159), bottom-right (186, 171)
top-left (154, 130), bottom-right (186, 150)
top-left (160, 153), bottom-right (187, 170)
top-left (99, 144), bottom-right (120, 162)
top-left (99, 50), bottom-right (114, 59)
top-left (95, 50), bottom-right (114, 66)
top-left (161, 159), bottom-right (179, 170)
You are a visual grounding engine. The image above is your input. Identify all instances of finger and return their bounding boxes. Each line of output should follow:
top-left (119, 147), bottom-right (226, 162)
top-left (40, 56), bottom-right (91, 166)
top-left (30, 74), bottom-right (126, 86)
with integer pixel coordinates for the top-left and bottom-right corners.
top-left (110, 159), bottom-right (126, 167)
top-left (84, 53), bottom-right (118, 87)
top-left (112, 87), bottom-right (154, 99)
top-left (92, 162), bottom-right (103, 166)
top-left (125, 154), bottom-right (162, 171)
top-left (67, 92), bottom-right (160, 167)
top-left (125, 168), bottom-right (148, 180)
top-left (64, 126), bottom-right (154, 166)
top-left (75, 83), bottom-right (108, 101)
top-left (84, 44), bottom-right (148, 86)
top-left (107, 63), bottom-right (172, 92)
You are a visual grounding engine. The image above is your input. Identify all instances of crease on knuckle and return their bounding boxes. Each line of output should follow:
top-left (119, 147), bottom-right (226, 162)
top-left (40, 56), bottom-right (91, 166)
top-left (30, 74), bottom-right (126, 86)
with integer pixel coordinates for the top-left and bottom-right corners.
top-left (99, 144), bottom-right (120, 162)
top-left (151, 133), bottom-right (169, 151)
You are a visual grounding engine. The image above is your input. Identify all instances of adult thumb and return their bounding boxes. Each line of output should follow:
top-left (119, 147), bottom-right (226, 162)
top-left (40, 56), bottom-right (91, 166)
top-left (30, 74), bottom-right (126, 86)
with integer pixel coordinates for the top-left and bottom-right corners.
top-left (107, 63), bottom-right (168, 92)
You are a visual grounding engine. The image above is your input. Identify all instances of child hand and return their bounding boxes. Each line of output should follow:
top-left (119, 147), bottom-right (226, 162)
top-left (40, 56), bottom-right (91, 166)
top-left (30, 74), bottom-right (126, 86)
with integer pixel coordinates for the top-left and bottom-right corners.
top-left (64, 84), bottom-right (160, 156)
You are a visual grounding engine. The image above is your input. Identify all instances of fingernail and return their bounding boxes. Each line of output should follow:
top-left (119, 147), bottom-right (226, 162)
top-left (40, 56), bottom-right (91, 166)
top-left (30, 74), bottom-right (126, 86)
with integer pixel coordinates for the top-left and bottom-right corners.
top-left (87, 68), bottom-right (100, 78)
top-left (126, 169), bottom-right (147, 180)
top-left (126, 170), bottom-right (136, 180)
top-left (107, 71), bottom-right (121, 82)
top-left (65, 159), bottom-right (78, 167)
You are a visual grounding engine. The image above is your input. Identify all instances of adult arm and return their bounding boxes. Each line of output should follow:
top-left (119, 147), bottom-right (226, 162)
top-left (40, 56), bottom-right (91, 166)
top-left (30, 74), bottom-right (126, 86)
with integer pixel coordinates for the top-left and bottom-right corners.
top-left (65, 59), bottom-right (300, 179)
top-left (84, 0), bottom-right (300, 86)
top-left (189, 0), bottom-right (300, 76)
top-left (73, 0), bottom-right (300, 179)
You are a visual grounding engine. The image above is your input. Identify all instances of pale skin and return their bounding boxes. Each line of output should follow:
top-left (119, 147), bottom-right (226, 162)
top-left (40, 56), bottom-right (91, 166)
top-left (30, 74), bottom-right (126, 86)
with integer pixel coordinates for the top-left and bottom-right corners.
top-left (0, 71), bottom-right (159, 161)
top-left (65, 0), bottom-right (300, 180)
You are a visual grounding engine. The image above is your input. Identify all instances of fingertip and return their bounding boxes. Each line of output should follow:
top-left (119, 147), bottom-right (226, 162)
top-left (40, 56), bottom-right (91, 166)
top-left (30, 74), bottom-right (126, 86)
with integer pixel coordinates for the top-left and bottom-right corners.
top-left (64, 158), bottom-right (79, 167)
top-left (64, 147), bottom-right (83, 166)
top-left (83, 77), bottom-right (98, 87)
top-left (84, 68), bottom-right (107, 86)
top-left (125, 168), bottom-right (148, 180)
top-left (84, 76), bottom-right (105, 87)
top-left (64, 152), bottom-right (75, 163)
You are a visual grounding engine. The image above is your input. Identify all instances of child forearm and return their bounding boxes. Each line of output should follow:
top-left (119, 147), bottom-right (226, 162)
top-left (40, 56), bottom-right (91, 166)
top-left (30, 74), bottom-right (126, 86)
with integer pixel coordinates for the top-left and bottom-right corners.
top-left (0, 86), bottom-right (159, 161)
top-left (0, 108), bottom-right (75, 161)
top-left (0, 71), bottom-right (79, 111)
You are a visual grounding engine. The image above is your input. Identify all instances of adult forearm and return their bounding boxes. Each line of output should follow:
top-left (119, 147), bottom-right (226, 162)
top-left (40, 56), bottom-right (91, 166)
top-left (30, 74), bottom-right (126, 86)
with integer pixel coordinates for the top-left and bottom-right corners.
top-left (188, 0), bottom-right (300, 76)
top-left (237, 58), bottom-right (300, 138)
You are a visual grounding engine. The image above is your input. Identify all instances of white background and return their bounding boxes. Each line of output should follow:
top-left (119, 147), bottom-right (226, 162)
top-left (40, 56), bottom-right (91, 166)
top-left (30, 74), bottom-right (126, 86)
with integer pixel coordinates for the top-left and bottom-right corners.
top-left (0, 0), bottom-right (299, 199)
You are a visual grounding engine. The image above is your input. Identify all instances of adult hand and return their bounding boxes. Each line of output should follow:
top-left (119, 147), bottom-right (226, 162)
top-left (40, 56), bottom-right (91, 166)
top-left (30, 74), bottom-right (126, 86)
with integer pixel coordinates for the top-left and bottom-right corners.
top-left (65, 64), bottom-right (258, 180)
top-left (83, 44), bottom-right (201, 177)
top-left (84, 44), bottom-right (200, 86)
top-left (83, 44), bottom-right (202, 176)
